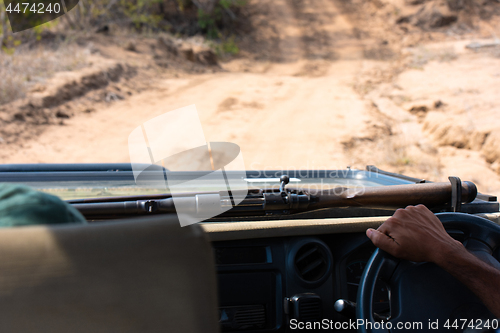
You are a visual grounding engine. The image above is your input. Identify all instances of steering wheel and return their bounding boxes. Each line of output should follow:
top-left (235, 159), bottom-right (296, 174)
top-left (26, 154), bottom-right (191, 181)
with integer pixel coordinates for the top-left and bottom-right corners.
top-left (357, 213), bottom-right (500, 333)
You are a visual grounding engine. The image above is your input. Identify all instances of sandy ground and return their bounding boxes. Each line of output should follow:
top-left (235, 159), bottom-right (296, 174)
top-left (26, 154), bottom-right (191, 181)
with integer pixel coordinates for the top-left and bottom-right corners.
top-left (2, 0), bottom-right (500, 197)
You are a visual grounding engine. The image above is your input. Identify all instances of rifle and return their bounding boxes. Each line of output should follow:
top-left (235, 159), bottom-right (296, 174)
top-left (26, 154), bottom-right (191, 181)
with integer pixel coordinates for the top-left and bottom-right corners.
top-left (72, 175), bottom-right (477, 218)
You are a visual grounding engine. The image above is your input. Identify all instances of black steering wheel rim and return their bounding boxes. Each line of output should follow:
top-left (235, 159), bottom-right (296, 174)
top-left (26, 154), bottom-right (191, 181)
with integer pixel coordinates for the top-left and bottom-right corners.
top-left (357, 212), bottom-right (500, 333)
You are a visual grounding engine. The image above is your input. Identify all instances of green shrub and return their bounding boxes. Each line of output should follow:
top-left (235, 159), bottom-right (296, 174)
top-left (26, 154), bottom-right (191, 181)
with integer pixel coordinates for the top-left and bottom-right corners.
top-left (197, 0), bottom-right (247, 40)
top-left (0, 0), bottom-right (247, 53)
top-left (212, 34), bottom-right (239, 56)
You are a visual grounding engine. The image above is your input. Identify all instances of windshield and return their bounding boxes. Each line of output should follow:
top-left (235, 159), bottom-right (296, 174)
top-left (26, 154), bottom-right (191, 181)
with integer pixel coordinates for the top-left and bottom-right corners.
top-left (1, 0), bottom-right (499, 200)
top-left (1, 167), bottom-right (411, 200)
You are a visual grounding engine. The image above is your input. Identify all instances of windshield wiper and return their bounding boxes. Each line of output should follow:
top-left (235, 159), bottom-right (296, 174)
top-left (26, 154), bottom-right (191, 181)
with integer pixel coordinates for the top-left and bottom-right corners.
top-left (71, 176), bottom-right (478, 219)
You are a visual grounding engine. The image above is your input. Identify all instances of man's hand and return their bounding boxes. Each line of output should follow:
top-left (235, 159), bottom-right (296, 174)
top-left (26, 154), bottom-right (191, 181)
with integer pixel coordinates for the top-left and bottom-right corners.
top-left (366, 204), bottom-right (464, 263)
top-left (366, 204), bottom-right (500, 318)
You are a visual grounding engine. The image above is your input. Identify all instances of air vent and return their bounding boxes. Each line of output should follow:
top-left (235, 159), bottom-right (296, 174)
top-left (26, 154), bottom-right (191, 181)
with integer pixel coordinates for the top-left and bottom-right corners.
top-left (298, 297), bottom-right (322, 322)
top-left (234, 306), bottom-right (266, 328)
top-left (294, 242), bottom-right (330, 283)
top-left (288, 293), bottom-right (322, 322)
top-left (219, 305), bottom-right (266, 331)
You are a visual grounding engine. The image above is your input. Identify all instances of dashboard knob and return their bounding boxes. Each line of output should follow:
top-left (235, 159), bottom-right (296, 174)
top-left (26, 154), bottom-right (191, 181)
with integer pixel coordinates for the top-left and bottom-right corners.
top-left (334, 299), bottom-right (389, 321)
top-left (334, 299), bottom-right (356, 319)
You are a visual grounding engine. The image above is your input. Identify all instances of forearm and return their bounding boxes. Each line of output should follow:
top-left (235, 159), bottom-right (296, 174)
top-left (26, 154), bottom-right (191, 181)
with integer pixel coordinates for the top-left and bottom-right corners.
top-left (434, 244), bottom-right (500, 318)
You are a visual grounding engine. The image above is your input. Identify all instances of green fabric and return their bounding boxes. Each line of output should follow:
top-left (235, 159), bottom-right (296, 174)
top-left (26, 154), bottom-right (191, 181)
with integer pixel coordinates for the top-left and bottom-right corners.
top-left (0, 184), bottom-right (87, 227)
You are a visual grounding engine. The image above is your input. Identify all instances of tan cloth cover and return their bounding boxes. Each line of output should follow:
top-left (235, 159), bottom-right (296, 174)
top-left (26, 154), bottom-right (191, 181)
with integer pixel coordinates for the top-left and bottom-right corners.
top-left (0, 215), bottom-right (219, 333)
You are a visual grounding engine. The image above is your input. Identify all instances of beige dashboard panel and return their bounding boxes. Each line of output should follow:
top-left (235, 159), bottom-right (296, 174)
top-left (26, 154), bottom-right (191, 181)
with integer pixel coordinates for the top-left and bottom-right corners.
top-left (201, 216), bottom-right (389, 241)
top-left (202, 212), bottom-right (500, 242)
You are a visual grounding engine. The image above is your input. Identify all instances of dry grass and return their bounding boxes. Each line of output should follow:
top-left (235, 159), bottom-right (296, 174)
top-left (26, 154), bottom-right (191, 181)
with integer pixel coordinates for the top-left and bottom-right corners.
top-left (379, 138), bottom-right (442, 179)
top-left (0, 44), bottom-right (90, 105)
top-left (408, 45), bottom-right (458, 69)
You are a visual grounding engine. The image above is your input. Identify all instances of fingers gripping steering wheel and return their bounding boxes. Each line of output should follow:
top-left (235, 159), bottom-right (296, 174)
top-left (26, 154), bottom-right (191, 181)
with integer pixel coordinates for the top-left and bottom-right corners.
top-left (357, 213), bottom-right (500, 333)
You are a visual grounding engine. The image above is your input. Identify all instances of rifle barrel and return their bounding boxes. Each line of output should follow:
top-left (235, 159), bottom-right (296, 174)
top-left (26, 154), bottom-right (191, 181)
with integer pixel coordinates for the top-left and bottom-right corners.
top-left (307, 181), bottom-right (477, 210)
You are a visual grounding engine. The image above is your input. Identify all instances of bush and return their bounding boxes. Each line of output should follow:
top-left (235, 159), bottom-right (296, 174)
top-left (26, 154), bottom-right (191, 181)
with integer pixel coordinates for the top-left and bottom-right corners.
top-left (197, 0), bottom-right (247, 39)
top-left (63, 0), bottom-right (247, 37)
top-left (0, 0), bottom-right (248, 55)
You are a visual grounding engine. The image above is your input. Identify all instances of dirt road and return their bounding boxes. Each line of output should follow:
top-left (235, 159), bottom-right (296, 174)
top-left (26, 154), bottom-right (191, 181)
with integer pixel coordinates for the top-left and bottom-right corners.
top-left (4, 0), bottom-right (374, 168)
top-left (3, 0), bottom-right (500, 196)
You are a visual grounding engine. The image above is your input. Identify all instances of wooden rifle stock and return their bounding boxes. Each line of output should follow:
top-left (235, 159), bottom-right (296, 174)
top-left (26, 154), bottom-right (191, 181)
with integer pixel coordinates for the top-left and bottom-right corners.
top-left (305, 181), bottom-right (477, 210)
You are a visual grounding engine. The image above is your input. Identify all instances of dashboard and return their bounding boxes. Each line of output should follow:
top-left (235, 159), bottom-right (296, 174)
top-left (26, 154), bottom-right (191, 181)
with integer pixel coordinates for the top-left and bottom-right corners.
top-left (213, 231), bottom-right (386, 332)
top-left (3, 164), bottom-right (499, 332)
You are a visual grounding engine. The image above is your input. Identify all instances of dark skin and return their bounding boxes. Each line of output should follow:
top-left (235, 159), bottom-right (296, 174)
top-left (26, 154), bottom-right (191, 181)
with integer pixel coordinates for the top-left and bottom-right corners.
top-left (366, 204), bottom-right (500, 318)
